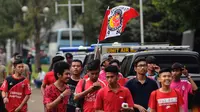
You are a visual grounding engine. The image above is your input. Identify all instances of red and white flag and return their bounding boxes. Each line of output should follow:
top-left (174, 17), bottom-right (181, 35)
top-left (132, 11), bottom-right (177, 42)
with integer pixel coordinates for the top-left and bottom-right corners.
top-left (98, 6), bottom-right (139, 41)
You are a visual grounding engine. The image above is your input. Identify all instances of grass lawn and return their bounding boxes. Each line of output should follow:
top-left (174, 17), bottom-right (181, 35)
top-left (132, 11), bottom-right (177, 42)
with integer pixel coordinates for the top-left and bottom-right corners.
top-left (6, 64), bottom-right (50, 79)
top-left (32, 64), bottom-right (50, 79)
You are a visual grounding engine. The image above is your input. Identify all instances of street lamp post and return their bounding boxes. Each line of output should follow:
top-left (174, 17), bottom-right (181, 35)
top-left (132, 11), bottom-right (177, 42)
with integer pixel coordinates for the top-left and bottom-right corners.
top-left (139, 0), bottom-right (144, 45)
top-left (22, 6), bottom-right (49, 21)
top-left (21, 6), bottom-right (49, 71)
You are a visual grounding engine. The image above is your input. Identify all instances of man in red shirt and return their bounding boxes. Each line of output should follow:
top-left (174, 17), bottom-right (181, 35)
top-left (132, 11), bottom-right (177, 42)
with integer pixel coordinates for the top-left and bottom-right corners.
top-left (0, 59), bottom-right (31, 112)
top-left (74, 59), bottom-right (106, 112)
top-left (43, 61), bottom-right (71, 112)
top-left (41, 55), bottom-right (65, 95)
top-left (148, 68), bottom-right (184, 112)
top-left (95, 65), bottom-right (134, 112)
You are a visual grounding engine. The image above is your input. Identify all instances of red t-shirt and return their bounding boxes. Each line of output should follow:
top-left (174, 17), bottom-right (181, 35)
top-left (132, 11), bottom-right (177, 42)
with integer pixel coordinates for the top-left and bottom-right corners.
top-left (0, 75), bottom-right (31, 112)
top-left (148, 89), bottom-right (184, 112)
top-left (94, 85), bottom-right (134, 112)
top-left (75, 78), bottom-right (106, 112)
top-left (43, 71), bottom-right (56, 86)
top-left (43, 84), bottom-right (69, 112)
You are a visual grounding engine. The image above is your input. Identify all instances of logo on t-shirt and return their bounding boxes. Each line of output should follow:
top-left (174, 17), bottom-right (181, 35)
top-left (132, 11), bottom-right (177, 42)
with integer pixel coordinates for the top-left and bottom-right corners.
top-left (119, 96), bottom-right (123, 99)
top-left (21, 83), bottom-right (25, 88)
top-left (157, 97), bottom-right (177, 106)
top-left (166, 105), bottom-right (171, 109)
top-left (9, 82), bottom-right (13, 86)
top-left (182, 86), bottom-right (185, 91)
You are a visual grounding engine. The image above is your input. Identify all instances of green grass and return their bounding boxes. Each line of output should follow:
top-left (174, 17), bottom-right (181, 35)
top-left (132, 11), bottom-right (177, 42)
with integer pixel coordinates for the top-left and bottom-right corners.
top-left (32, 64), bottom-right (49, 79)
top-left (6, 64), bottom-right (49, 78)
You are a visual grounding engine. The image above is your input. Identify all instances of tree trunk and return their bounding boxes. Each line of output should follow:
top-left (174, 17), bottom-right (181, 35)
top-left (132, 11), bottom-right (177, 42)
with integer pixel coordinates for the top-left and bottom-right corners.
top-left (34, 14), bottom-right (41, 73)
top-left (34, 32), bottom-right (41, 73)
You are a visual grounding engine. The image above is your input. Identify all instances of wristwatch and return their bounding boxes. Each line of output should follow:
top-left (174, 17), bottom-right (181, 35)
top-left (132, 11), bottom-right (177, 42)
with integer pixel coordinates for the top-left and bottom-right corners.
top-left (60, 93), bottom-right (64, 99)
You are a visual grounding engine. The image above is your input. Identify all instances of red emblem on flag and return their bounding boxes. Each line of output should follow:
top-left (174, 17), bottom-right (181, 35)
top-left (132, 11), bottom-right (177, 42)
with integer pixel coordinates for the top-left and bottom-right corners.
top-left (98, 6), bottom-right (139, 41)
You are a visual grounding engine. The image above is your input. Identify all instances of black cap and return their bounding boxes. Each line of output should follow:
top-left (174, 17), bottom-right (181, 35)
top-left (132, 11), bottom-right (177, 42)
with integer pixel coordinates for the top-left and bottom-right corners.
top-left (146, 56), bottom-right (156, 64)
top-left (171, 62), bottom-right (184, 70)
top-left (52, 56), bottom-right (65, 63)
top-left (65, 53), bottom-right (73, 59)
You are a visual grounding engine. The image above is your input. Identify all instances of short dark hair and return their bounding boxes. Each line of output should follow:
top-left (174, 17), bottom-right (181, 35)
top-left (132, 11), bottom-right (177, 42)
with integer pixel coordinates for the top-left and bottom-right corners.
top-left (159, 68), bottom-right (171, 76)
top-left (105, 65), bottom-right (119, 75)
top-left (72, 59), bottom-right (83, 67)
top-left (109, 59), bottom-right (120, 66)
top-left (146, 56), bottom-right (156, 64)
top-left (13, 59), bottom-right (23, 68)
top-left (49, 56), bottom-right (65, 71)
top-left (134, 57), bottom-right (146, 66)
top-left (87, 59), bottom-right (100, 71)
top-left (171, 62), bottom-right (184, 70)
top-left (13, 52), bottom-right (19, 57)
top-left (54, 61), bottom-right (70, 80)
top-left (65, 53), bottom-right (73, 59)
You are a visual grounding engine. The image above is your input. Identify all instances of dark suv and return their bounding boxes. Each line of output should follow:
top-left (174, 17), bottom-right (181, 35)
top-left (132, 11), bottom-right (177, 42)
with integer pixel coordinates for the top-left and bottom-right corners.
top-left (120, 50), bottom-right (200, 83)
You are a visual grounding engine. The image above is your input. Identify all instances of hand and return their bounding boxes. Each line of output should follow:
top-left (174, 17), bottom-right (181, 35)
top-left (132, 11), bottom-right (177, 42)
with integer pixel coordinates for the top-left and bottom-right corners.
top-left (182, 68), bottom-right (189, 77)
top-left (3, 97), bottom-right (9, 104)
top-left (62, 88), bottom-right (71, 97)
top-left (154, 65), bottom-right (160, 73)
top-left (92, 82), bottom-right (101, 90)
top-left (15, 105), bottom-right (22, 112)
top-left (137, 105), bottom-right (147, 112)
top-left (121, 108), bottom-right (134, 112)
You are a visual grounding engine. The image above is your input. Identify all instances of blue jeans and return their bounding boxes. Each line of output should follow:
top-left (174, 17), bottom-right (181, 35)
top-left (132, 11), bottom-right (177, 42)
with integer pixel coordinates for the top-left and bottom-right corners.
top-left (34, 79), bottom-right (42, 88)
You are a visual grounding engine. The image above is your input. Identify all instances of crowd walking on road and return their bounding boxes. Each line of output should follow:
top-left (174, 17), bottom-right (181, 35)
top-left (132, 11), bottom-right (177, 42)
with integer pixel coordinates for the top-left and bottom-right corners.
top-left (0, 52), bottom-right (200, 112)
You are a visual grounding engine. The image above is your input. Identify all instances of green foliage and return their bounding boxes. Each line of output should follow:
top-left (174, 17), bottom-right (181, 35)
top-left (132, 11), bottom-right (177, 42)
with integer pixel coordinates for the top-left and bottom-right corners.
top-left (78, 0), bottom-right (103, 44)
top-left (152, 0), bottom-right (200, 30)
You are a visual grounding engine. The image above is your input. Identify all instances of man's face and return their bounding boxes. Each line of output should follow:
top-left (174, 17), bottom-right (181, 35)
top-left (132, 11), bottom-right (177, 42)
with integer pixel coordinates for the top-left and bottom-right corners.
top-left (15, 63), bottom-right (24, 75)
top-left (134, 61), bottom-right (147, 75)
top-left (172, 69), bottom-right (182, 79)
top-left (59, 69), bottom-right (71, 83)
top-left (70, 62), bottom-right (82, 76)
top-left (158, 72), bottom-right (172, 86)
top-left (103, 60), bottom-right (110, 68)
top-left (106, 72), bottom-right (118, 85)
top-left (88, 70), bottom-right (100, 82)
top-left (147, 63), bottom-right (156, 71)
top-left (67, 57), bottom-right (73, 64)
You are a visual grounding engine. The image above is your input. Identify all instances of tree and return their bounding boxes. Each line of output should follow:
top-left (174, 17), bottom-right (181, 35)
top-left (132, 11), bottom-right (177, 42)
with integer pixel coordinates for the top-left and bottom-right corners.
top-left (0, 0), bottom-right (57, 71)
top-left (78, 0), bottom-right (103, 44)
top-left (24, 0), bottom-right (57, 70)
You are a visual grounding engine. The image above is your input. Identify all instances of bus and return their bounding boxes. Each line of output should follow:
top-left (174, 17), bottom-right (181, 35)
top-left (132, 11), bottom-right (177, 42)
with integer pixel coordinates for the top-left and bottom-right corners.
top-left (48, 28), bottom-right (85, 58)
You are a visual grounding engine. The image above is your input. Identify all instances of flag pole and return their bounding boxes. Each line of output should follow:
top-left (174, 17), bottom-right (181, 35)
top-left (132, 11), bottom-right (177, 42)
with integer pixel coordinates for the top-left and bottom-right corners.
top-left (94, 6), bottom-right (109, 60)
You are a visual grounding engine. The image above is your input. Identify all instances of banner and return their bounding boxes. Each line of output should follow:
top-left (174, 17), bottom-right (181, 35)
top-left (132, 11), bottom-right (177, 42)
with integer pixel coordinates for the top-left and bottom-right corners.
top-left (98, 5), bottom-right (139, 41)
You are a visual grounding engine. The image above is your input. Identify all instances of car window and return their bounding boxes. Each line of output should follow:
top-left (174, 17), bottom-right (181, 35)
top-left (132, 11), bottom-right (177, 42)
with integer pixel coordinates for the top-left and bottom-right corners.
top-left (154, 55), bottom-right (200, 73)
top-left (126, 53), bottom-right (200, 77)
top-left (120, 56), bottom-right (128, 76)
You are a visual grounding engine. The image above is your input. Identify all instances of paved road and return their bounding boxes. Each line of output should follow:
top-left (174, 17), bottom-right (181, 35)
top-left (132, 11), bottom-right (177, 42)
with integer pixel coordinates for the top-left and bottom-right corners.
top-left (28, 88), bottom-right (44, 112)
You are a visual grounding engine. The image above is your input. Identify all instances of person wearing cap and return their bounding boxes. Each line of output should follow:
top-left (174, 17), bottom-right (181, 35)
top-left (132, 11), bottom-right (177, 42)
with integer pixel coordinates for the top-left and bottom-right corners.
top-left (65, 53), bottom-right (73, 66)
top-left (41, 55), bottom-right (65, 95)
top-left (146, 56), bottom-right (160, 80)
top-left (170, 62), bottom-right (198, 112)
top-left (99, 55), bottom-right (113, 81)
